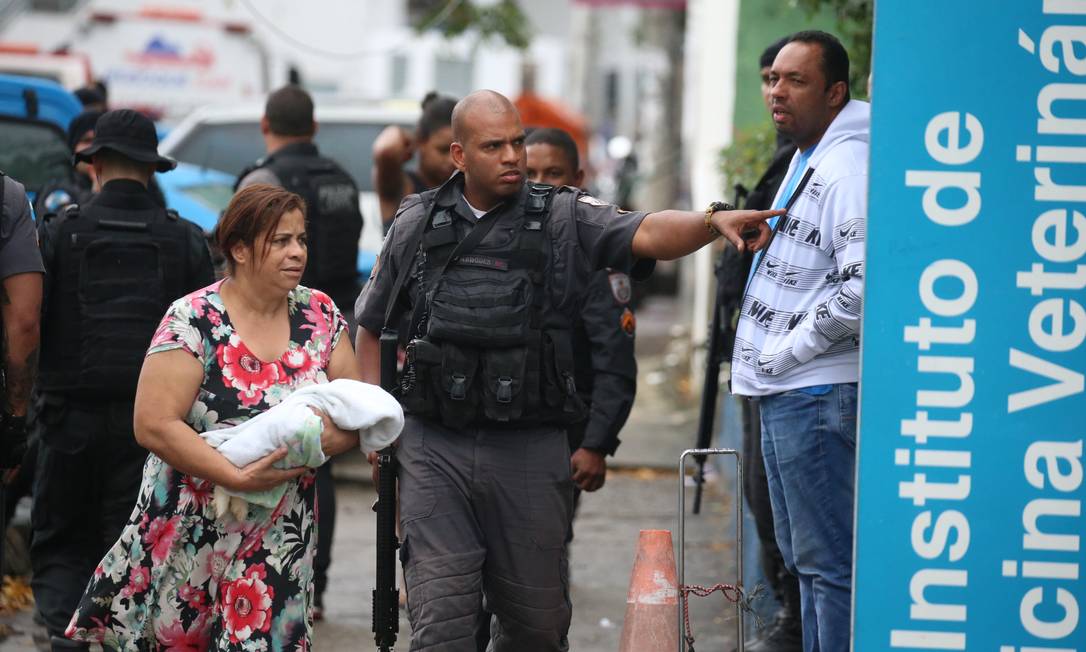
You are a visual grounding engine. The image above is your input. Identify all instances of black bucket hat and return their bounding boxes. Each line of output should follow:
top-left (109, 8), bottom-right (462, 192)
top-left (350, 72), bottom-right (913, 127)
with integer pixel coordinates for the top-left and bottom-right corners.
top-left (74, 109), bottom-right (177, 173)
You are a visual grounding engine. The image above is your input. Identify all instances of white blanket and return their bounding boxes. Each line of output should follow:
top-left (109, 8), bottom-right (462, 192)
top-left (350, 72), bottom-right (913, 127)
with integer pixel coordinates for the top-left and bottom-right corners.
top-left (201, 379), bottom-right (404, 518)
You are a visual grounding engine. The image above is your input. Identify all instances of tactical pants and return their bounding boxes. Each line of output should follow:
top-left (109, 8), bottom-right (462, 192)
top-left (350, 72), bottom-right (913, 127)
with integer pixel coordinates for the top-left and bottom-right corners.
top-left (398, 416), bottom-right (573, 652)
top-left (30, 398), bottom-right (146, 643)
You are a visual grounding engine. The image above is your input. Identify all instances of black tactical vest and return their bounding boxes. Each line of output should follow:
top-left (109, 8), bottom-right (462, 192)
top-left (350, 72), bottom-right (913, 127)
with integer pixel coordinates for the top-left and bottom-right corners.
top-left (38, 202), bottom-right (190, 398)
top-left (393, 183), bottom-right (587, 428)
top-left (240, 144), bottom-right (363, 299)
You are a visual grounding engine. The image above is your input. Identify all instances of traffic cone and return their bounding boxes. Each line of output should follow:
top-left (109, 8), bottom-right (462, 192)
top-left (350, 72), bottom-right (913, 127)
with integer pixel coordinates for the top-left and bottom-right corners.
top-left (618, 529), bottom-right (680, 652)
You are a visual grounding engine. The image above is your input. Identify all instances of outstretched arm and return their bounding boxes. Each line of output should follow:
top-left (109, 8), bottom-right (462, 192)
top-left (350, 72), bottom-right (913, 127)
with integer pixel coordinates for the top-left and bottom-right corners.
top-left (631, 207), bottom-right (782, 261)
top-left (372, 125), bottom-right (414, 225)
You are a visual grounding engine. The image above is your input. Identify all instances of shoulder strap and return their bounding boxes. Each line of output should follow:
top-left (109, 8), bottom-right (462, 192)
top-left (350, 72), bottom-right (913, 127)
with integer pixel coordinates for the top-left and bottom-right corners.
top-left (432, 207), bottom-right (504, 280)
top-left (381, 202), bottom-right (435, 331)
top-left (742, 166), bottom-right (815, 294)
top-left (233, 157), bottom-right (268, 192)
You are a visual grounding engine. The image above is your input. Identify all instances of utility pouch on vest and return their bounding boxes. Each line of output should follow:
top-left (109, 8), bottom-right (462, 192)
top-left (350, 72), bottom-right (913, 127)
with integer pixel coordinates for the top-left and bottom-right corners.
top-left (426, 274), bottom-right (534, 348)
top-left (78, 234), bottom-right (164, 396)
top-left (434, 343), bottom-right (479, 428)
top-left (400, 337), bottom-right (440, 415)
top-left (541, 329), bottom-right (587, 423)
top-left (481, 346), bottom-right (528, 422)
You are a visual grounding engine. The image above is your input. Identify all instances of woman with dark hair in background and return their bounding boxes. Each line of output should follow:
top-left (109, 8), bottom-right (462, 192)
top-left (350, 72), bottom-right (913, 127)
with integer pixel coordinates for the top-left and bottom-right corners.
top-left (372, 91), bottom-right (457, 230)
top-left (65, 184), bottom-right (362, 651)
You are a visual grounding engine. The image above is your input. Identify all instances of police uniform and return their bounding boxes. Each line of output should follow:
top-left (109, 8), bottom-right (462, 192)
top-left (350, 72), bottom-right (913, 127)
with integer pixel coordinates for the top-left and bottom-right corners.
top-left (0, 173), bottom-right (45, 471)
top-left (31, 110), bottom-right (215, 649)
top-left (33, 175), bottom-right (94, 220)
top-left (355, 172), bottom-right (651, 651)
top-left (567, 270), bottom-right (636, 456)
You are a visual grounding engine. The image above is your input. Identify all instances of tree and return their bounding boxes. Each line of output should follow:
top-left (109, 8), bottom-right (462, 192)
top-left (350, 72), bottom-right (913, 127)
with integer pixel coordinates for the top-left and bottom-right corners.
top-left (794, 0), bottom-right (873, 94)
top-left (718, 0), bottom-right (873, 193)
top-left (409, 0), bottom-right (532, 50)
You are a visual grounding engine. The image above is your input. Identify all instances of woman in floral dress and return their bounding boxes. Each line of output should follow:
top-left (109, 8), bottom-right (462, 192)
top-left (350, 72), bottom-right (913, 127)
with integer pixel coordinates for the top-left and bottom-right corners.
top-left (65, 185), bottom-right (363, 651)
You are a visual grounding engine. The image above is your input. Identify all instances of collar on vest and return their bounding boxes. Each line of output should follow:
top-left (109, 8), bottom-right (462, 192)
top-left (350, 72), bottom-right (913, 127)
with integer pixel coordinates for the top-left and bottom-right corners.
top-left (268, 141), bottom-right (320, 160)
top-left (91, 179), bottom-right (160, 211)
top-left (429, 171), bottom-right (551, 223)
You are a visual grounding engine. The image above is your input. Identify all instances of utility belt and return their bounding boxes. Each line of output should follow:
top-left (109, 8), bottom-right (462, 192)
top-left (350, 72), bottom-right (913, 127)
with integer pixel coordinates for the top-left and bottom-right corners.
top-left (394, 330), bottom-right (585, 429)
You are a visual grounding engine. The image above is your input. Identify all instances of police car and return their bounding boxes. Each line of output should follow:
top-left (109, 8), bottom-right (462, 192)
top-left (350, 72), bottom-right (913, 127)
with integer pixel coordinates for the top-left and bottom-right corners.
top-left (0, 74), bottom-right (82, 204)
top-left (159, 102), bottom-right (419, 280)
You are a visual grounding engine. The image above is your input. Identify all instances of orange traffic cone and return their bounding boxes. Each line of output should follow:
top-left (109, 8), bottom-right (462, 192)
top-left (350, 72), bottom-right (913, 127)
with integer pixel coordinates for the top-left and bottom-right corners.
top-left (618, 529), bottom-right (680, 652)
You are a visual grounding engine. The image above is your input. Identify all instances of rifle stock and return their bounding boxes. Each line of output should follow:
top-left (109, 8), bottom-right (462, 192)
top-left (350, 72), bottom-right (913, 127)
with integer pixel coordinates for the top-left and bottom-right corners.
top-left (372, 447), bottom-right (399, 651)
top-left (373, 330), bottom-right (400, 650)
top-left (691, 253), bottom-right (728, 515)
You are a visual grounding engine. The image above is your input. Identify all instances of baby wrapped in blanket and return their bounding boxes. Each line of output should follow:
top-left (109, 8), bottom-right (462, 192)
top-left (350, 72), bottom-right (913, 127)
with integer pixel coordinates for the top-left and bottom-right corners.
top-left (201, 379), bottom-right (404, 519)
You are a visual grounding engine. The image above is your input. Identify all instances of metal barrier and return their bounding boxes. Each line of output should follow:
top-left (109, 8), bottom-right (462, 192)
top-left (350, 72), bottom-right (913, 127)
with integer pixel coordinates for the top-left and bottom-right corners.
top-left (677, 447), bottom-right (744, 652)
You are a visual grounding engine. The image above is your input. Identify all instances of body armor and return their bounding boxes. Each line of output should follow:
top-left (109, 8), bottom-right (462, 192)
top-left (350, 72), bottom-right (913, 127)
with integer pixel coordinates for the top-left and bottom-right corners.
top-left (38, 203), bottom-right (189, 398)
top-left (239, 143), bottom-right (363, 302)
top-left (390, 183), bottom-right (586, 428)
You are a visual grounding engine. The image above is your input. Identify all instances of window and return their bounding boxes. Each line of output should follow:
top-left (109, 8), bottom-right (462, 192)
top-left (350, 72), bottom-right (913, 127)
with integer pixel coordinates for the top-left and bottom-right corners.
top-left (434, 57), bottom-right (472, 99)
top-left (168, 121), bottom-right (391, 192)
top-left (0, 118), bottom-right (72, 193)
top-left (30, 0), bottom-right (80, 12)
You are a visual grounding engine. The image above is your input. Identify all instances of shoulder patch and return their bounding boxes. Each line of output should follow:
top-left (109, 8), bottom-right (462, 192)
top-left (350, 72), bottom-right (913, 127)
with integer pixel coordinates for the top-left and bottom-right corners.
top-left (608, 272), bottom-right (631, 304)
top-left (42, 189), bottom-right (73, 214)
top-left (577, 194), bottom-right (609, 207)
top-left (620, 307), bottom-right (636, 337)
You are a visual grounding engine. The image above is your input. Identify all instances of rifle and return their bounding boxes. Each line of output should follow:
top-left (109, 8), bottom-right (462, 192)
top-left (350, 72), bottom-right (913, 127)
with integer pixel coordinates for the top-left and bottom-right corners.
top-left (372, 446), bottom-right (399, 651)
top-left (690, 185), bottom-right (749, 515)
top-left (372, 330), bottom-right (400, 651)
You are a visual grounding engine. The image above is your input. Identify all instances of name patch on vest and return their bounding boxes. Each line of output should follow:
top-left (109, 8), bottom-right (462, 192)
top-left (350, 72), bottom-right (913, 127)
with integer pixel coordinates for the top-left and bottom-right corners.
top-left (318, 183), bottom-right (357, 212)
top-left (456, 255), bottom-right (509, 271)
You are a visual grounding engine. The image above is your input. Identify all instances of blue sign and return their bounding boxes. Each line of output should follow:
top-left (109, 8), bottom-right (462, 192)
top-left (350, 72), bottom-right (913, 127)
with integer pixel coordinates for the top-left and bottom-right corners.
top-left (854, 2), bottom-right (1085, 651)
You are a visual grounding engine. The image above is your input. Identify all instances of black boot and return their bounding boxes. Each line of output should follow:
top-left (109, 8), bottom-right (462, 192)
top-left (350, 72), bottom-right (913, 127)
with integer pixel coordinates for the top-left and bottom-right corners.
top-left (743, 604), bottom-right (803, 652)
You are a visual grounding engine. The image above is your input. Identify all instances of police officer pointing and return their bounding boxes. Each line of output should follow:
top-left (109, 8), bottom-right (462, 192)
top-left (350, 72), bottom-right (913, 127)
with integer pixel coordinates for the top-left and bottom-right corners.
top-left (32, 110), bottom-right (214, 652)
top-left (355, 90), bottom-right (780, 651)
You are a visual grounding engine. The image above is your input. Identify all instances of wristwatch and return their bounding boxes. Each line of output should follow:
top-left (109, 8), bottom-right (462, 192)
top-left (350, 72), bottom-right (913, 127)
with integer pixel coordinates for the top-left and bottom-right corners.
top-left (704, 201), bottom-right (734, 237)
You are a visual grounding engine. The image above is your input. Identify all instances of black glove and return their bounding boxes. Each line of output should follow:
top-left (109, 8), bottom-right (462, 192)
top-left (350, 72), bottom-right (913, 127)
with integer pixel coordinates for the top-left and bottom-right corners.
top-left (0, 413), bottom-right (27, 469)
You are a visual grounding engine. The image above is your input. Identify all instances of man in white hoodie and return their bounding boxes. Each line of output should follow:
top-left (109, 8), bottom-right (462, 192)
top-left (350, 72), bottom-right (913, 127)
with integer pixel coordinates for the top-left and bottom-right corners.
top-left (730, 31), bottom-right (869, 651)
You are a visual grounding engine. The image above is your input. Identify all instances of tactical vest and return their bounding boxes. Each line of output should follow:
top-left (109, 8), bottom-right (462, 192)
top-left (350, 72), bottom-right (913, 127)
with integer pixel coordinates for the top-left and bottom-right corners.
top-left (394, 184), bottom-right (587, 428)
top-left (242, 146), bottom-right (363, 295)
top-left (38, 203), bottom-right (190, 398)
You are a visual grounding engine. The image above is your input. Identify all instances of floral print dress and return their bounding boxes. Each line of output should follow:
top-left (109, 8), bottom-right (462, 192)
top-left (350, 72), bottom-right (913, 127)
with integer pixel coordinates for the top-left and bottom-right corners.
top-left (66, 280), bottom-right (347, 652)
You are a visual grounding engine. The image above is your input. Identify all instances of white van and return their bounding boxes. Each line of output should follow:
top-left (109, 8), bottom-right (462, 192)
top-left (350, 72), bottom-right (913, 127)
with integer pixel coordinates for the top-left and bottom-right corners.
top-left (159, 102), bottom-right (419, 257)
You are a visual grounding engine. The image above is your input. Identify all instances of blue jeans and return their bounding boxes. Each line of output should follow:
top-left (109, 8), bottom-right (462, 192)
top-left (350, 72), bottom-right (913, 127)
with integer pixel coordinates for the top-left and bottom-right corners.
top-left (759, 383), bottom-right (857, 652)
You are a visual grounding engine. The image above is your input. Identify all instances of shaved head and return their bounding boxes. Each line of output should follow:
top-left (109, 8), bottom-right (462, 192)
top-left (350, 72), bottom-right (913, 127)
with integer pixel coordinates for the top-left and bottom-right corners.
top-left (451, 90), bottom-right (519, 144)
top-left (449, 89), bottom-right (527, 211)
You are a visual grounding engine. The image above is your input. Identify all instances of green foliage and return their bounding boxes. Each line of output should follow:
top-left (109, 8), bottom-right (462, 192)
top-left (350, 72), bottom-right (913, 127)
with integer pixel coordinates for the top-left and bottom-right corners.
top-left (719, 120), bottom-right (777, 200)
top-left (413, 0), bottom-right (532, 50)
top-left (793, 0), bottom-right (873, 98)
top-left (722, 0), bottom-right (873, 196)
